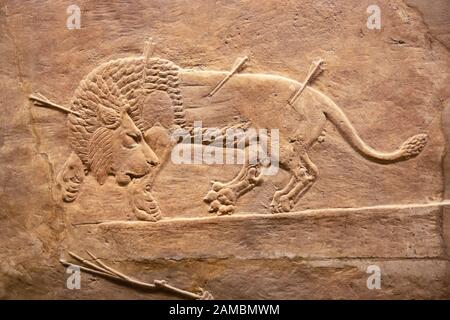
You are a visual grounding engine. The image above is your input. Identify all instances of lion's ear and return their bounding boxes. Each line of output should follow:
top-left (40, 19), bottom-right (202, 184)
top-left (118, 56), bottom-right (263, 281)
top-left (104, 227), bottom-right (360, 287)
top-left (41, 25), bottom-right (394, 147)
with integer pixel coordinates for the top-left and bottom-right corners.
top-left (98, 104), bottom-right (120, 129)
top-left (56, 152), bottom-right (85, 202)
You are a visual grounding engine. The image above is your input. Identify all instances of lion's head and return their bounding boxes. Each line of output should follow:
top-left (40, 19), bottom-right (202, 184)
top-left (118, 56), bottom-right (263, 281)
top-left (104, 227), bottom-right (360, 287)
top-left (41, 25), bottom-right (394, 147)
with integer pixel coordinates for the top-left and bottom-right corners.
top-left (64, 56), bottom-right (184, 189)
top-left (89, 110), bottom-right (160, 186)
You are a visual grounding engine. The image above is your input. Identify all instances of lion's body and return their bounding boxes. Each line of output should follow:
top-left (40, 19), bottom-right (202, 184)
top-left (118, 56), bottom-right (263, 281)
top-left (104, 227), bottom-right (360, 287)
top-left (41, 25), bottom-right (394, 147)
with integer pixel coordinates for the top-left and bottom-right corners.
top-left (61, 57), bottom-right (428, 218)
top-left (179, 70), bottom-right (328, 151)
top-left (177, 69), bottom-right (427, 163)
top-left (172, 69), bottom-right (428, 213)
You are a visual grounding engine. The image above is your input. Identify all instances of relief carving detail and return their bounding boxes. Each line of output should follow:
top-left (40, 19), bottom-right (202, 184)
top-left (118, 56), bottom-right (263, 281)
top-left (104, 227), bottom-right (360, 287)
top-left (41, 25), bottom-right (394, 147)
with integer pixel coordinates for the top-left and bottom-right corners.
top-left (30, 45), bottom-right (428, 220)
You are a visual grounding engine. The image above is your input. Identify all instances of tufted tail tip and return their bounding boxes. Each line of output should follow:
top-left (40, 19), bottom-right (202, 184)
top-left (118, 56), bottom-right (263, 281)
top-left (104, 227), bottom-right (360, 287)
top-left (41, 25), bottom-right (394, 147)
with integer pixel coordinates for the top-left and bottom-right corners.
top-left (400, 133), bottom-right (428, 160)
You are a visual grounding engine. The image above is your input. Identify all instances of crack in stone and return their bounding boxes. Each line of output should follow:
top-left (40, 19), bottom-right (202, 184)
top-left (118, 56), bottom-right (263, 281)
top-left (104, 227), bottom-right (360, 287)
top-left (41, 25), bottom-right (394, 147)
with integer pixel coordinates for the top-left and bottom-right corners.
top-left (402, 0), bottom-right (450, 53)
top-left (2, 5), bottom-right (58, 223)
top-left (3, 5), bottom-right (67, 255)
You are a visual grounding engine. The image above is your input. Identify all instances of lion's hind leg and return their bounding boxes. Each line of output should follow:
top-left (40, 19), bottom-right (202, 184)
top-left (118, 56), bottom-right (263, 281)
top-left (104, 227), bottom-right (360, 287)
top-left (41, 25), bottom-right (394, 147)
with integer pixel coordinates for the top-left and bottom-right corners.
top-left (270, 153), bottom-right (318, 213)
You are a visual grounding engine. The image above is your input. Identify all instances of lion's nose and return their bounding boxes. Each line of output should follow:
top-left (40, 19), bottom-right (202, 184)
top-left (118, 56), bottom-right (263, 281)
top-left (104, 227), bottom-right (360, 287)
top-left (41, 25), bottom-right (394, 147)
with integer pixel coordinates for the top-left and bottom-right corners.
top-left (147, 159), bottom-right (159, 166)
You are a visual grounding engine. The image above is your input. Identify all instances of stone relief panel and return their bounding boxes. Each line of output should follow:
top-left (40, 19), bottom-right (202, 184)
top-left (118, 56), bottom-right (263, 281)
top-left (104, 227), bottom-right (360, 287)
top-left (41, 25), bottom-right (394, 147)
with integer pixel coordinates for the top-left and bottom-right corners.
top-left (1, 0), bottom-right (449, 299)
top-left (31, 51), bottom-right (429, 223)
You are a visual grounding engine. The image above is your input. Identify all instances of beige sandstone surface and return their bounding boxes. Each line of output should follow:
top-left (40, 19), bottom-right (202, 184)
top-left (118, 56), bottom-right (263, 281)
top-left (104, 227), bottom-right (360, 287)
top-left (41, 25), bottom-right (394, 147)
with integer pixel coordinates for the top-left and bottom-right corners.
top-left (0, 0), bottom-right (449, 299)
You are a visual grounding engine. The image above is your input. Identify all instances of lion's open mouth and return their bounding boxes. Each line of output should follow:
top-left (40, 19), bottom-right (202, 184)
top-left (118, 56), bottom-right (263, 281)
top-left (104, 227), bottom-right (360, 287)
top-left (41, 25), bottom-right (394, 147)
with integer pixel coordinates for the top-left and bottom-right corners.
top-left (125, 171), bottom-right (147, 181)
top-left (115, 170), bottom-right (149, 186)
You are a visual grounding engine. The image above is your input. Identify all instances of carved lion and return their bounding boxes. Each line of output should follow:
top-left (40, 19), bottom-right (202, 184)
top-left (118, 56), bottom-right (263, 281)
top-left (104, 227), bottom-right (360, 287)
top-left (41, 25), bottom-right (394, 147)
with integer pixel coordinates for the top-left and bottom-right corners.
top-left (56, 55), bottom-right (428, 221)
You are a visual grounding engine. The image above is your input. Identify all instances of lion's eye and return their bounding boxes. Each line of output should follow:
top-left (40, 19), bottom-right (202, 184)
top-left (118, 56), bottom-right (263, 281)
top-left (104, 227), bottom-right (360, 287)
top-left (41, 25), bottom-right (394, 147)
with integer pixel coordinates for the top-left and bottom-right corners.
top-left (123, 132), bottom-right (141, 148)
top-left (127, 132), bottom-right (141, 142)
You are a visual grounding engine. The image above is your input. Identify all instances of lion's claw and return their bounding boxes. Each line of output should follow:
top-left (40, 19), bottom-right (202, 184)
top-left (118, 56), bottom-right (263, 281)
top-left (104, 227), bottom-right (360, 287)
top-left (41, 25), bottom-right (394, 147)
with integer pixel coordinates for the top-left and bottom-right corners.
top-left (270, 195), bottom-right (294, 213)
top-left (197, 288), bottom-right (214, 300)
top-left (204, 185), bottom-right (237, 216)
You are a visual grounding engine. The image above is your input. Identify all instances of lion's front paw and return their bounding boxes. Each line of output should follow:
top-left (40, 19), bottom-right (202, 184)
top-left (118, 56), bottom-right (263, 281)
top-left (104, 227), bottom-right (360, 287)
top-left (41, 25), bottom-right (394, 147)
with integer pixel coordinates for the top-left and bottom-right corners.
top-left (203, 184), bottom-right (236, 216)
top-left (131, 181), bottom-right (162, 222)
top-left (270, 195), bottom-right (294, 214)
top-left (134, 203), bottom-right (161, 222)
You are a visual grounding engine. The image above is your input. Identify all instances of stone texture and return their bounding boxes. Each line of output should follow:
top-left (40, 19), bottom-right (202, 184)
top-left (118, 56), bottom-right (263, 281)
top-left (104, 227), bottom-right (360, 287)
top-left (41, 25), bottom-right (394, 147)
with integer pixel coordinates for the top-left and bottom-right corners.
top-left (71, 205), bottom-right (446, 261)
top-left (0, 0), bottom-right (449, 299)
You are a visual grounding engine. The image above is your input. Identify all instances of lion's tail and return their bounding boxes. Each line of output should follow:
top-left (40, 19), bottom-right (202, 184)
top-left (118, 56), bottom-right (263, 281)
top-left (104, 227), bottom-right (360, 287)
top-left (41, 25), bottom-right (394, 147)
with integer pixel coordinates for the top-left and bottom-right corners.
top-left (314, 89), bottom-right (428, 163)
